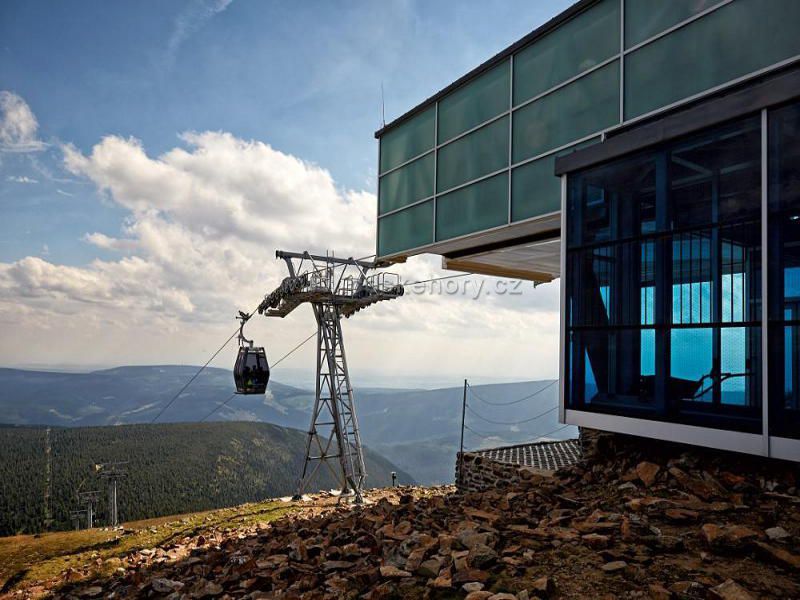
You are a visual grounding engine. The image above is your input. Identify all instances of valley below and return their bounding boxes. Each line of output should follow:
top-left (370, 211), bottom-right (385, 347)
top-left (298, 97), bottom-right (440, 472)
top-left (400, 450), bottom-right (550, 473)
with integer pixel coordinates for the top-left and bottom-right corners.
top-left (0, 366), bottom-right (574, 537)
top-left (0, 366), bottom-right (574, 487)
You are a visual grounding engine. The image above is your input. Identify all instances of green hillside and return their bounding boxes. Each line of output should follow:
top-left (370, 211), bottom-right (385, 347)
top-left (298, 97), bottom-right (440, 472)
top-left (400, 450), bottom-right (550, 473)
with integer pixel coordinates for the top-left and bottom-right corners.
top-left (0, 422), bottom-right (413, 536)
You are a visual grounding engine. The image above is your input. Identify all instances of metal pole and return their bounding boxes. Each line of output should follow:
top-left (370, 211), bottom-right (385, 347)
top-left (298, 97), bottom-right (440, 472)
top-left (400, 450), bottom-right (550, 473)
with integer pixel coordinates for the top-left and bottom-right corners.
top-left (459, 379), bottom-right (467, 487)
top-left (110, 479), bottom-right (117, 528)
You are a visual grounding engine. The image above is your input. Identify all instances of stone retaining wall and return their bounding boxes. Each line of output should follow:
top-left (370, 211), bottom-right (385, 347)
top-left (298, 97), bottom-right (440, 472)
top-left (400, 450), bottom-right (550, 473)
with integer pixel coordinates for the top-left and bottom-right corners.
top-left (455, 451), bottom-right (554, 493)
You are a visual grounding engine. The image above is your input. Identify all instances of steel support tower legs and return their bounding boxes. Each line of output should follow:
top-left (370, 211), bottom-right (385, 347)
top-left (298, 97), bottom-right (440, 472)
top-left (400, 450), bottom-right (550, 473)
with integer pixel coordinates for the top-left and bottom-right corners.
top-left (108, 479), bottom-right (118, 528)
top-left (296, 303), bottom-right (366, 503)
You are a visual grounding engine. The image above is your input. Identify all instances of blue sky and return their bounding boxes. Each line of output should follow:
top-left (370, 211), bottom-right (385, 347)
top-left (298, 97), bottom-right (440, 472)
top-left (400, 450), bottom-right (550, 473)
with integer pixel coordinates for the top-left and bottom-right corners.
top-left (0, 0), bottom-right (568, 376)
top-left (1, 0), bottom-right (571, 264)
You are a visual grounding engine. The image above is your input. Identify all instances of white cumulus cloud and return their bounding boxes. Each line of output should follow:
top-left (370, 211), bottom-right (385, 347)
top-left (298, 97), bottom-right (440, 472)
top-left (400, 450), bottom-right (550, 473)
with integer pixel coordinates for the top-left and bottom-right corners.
top-left (0, 91), bottom-right (47, 153)
top-left (0, 127), bottom-right (560, 380)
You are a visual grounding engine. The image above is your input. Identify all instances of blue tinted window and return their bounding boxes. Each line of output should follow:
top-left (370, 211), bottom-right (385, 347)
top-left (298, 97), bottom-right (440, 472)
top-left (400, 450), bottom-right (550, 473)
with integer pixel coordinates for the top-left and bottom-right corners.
top-left (768, 101), bottom-right (800, 439)
top-left (566, 115), bottom-right (762, 433)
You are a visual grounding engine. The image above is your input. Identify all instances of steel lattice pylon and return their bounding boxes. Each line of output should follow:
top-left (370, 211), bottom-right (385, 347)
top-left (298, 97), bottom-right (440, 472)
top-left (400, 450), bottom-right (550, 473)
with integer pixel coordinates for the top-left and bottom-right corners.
top-left (296, 303), bottom-right (366, 501)
top-left (252, 250), bottom-right (404, 503)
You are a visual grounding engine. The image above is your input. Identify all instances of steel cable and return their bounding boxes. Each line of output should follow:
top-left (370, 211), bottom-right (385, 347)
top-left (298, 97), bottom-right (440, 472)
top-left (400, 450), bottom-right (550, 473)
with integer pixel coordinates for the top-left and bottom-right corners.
top-left (464, 423), bottom-right (572, 445)
top-left (467, 380), bottom-right (557, 407)
top-left (199, 330), bottom-right (317, 422)
top-left (150, 298), bottom-right (264, 424)
top-left (465, 403), bottom-right (558, 426)
top-left (150, 327), bottom-right (240, 424)
top-left (403, 273), bottom-right (470, 286)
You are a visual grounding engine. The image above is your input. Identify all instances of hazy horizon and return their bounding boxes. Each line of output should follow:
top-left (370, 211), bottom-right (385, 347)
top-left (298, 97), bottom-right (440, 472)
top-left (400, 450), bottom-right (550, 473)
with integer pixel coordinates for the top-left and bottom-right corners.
top-left (0, 362), bottom-right (557, 392)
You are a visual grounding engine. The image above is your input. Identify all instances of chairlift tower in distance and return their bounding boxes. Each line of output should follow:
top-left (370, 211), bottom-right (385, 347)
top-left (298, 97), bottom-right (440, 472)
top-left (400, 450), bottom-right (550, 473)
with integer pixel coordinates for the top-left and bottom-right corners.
top-left (70, 510), bottom-right (85, 531)
top-left (97, 461), bottom-right (128, 528)
top-left (78, 491), bottom-right (100, 529)
top-left (241, 250), bottom-right (404, 503)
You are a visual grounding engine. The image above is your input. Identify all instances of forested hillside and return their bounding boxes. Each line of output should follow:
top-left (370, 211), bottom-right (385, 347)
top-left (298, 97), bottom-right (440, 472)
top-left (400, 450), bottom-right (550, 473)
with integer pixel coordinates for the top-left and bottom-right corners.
top-left (0, 367), bottom-right (576, 486)
top-left (0, 422), bottom-right (413, 536)
top-left (0, 426), bottom-right (49, 534)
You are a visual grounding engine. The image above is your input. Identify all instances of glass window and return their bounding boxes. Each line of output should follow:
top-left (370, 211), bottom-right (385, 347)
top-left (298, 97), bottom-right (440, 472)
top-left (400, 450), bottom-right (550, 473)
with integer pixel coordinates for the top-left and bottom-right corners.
top-left (513, 0), bottom-right (620, 105)
top-left (513, 60), bottom-right (619, 164)
top-left (379, 106), bottom-right (436, 174)
top-left (377, 201), bottom-right (433, 257)
top-left (670, 328), bottom-right (714, 402)
top-left (670, 115), bottom-right (762, 228)
top-left (511, 138), bottom-right (599, 222)
top-left (436, 173), bottom-right (508, 241)
top-left (768, 101), bottom-right (800, 439)
top-left (624, 0), bottom-right (725, 48)
top-left (566, 149), bottom-right (656, 248)
top-left (565, 115), bottom-right (762, 433)
top-left (378, 153), bottom-right (434, 215)
top-left (624, 0), bottom-right (800, 119)
top-left (438, 60), bottom-right (510, 144)
top-left (436, 116), bottom-right (509, 193)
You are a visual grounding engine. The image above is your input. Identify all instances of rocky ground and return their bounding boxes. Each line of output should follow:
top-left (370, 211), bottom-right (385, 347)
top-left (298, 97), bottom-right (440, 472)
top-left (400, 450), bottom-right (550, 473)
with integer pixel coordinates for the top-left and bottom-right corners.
top-left (7, 434), bottom-right (800, 599)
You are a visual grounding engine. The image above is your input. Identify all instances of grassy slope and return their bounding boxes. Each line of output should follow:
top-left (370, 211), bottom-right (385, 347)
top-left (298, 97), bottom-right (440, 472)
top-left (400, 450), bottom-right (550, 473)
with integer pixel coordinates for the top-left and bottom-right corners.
top-left (0, 499), bottom-right (293, 593)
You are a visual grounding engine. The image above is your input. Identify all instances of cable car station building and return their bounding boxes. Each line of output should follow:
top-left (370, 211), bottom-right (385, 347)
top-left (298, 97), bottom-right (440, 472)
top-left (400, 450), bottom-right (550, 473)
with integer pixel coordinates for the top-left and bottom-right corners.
top-left (374, 0), bottom-right (800, 461)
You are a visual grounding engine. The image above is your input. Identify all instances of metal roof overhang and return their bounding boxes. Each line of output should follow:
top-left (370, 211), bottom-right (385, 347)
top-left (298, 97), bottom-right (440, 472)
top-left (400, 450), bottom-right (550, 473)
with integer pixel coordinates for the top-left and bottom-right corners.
top-left (378, 212), bottom-right (562, 282)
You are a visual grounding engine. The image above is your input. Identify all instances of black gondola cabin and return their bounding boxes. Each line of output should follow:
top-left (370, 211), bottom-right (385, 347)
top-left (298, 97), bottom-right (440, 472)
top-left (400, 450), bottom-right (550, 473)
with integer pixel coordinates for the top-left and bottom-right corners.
top-left (233, 346), bottom-right (269, 394)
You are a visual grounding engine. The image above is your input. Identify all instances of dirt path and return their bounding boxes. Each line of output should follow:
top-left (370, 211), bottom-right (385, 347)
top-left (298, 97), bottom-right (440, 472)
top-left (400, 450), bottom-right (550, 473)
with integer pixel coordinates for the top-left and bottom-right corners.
top-left (43, 428), bottom-right (51, 530)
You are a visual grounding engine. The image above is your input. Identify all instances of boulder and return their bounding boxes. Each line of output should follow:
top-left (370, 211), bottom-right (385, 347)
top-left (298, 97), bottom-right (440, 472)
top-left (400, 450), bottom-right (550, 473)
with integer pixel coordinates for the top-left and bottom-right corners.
top-left (379, 565), bottom-right (411, 578)
top-left (753, 542), bottom-right (800, 570)
top-left (468, 543), bottom-right (498, 568)
top-left (636, 462), bottom-right (661, 487)
top-left (601, 560), bottom-right (627, 573)
top-left (708, 579), bottom-right (755, 600)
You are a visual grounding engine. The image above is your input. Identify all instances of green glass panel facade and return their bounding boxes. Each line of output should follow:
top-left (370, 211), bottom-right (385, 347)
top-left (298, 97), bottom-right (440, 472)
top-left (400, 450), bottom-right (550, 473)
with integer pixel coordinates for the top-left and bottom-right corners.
top-left (438, 60), bottom-right (510, 143)
top-left (436, 116), bottom-right (509, 193)
top-left (436, 173), bottom-right (508, 241)
top-left (379, 106), bottom-right (435, 174)
top-left (625, 0), bottom-right (800, 120)
top-left (513, 0), bottom-right (619, 106)
top-left (377, 201), bottom-right (434, 257)
top-left (511, 137), bottom-right (599, 222)
top-left (375, 0), bottom-right (800, 259)
top-left (378, 153), bottom-right (434, 215)
top-left (513, 60), bottom-right (618, 163)
top-left (624, 0), bottom-right (724, 48)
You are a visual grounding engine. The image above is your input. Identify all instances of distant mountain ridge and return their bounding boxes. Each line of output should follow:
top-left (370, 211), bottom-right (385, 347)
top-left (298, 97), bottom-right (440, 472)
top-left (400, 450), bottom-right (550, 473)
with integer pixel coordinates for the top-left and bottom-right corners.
top-left (0, 366), bottom-right (312, 427)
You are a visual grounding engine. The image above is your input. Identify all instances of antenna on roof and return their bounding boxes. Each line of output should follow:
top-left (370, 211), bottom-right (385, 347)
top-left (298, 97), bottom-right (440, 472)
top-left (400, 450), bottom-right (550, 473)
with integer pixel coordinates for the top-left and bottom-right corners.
top-left (380, 82), bottom-right (386, 128)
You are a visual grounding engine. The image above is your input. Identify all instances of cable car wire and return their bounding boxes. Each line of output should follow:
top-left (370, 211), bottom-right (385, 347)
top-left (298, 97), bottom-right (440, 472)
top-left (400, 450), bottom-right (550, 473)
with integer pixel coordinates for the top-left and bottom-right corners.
top-left (465, 403), bottom-right (558, 426)
top-left (199, 329), bottom-right (317, 422)
top-left (150, 256), bottom-right (443, 424)
top-left (463, 424), bottom-right (541, 444)
top-left (464, 423), bottom-right (572, 445)
top-left (151, 298), bottom-right (267, 423)
top-left (150, 327), bottom-right (241, 424)
top-left (532, 424), bottom-right (572, 441)
top-left (467, 380), bottom-right (557, 407)
top-left (403, 273), bottom-right (470, 286)
top-left (271, 331), bottom-right (316, 368)
top-left (199, 392), bottom-right (237, 423)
